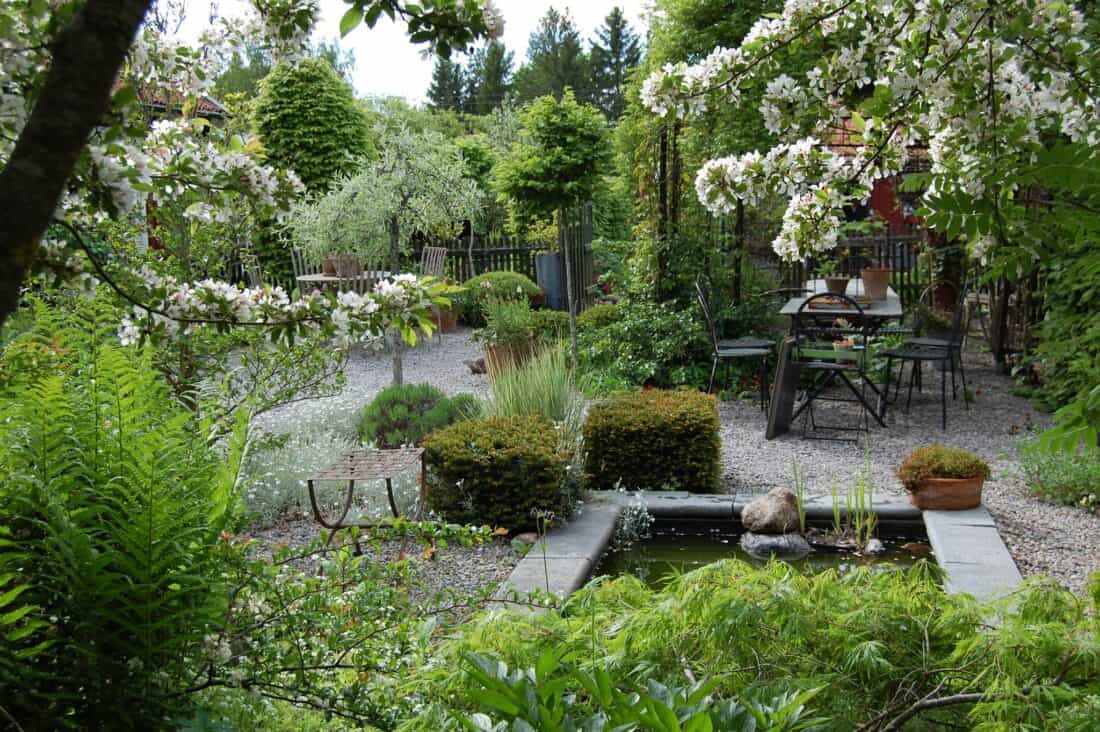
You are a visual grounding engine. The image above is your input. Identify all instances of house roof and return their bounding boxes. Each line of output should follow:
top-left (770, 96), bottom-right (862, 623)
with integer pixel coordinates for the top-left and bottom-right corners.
top-left (824, 115), bottom-right (929, 173)
top-left (114, 79), bottom-right (231, 118)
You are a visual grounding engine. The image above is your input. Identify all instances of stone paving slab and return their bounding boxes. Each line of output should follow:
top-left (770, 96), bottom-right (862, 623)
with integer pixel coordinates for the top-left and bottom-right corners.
top-left (924, 506), bottom-right (1022, 600)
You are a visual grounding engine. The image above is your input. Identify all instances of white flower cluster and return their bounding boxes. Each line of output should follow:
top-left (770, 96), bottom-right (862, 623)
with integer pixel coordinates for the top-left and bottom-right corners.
top-left (642, 0), bottom-right (1099, 263)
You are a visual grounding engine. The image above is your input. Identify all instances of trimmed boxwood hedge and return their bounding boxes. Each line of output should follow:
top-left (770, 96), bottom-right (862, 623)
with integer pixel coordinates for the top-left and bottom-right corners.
top-left (583, 389), bottom-right (720, 492)
top-left (423, 415), bottom-right (570, 530)
top-left (455, 272), bottom-right (542, 326)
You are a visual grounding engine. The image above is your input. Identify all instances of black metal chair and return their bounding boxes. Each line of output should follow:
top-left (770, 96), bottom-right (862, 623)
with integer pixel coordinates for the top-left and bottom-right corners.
top-left (695, 280), bottom-right (773, 409)
top-left (789, 292), bottom-right (886, 440)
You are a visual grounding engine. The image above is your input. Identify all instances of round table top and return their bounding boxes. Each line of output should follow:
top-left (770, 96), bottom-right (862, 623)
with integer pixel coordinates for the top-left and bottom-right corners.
top-left (296, 270), bottom-right (392, 283)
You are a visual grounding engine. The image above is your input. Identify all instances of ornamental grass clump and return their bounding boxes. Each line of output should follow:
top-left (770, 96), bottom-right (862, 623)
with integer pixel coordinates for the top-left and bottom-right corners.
top-left (357, 383), bottom-right (479, 449)
top-left (896, 445), bottom-right (991, 492)
top-left (583, 389), bottom-right (720, 492)
top-left (423, 415), bottom-right (573, 530)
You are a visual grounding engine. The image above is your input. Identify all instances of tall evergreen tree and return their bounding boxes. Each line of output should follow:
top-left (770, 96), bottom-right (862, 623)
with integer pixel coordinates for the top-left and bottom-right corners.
top-left (474, 41), bottom-right (514, 114)
top-left (462, 46), bottom-right (486, 114)
top-left (513, 8), bottom-right (590, 103)
top-left (427, 55), bottom-right (465, 111)
top-left (591, 6), bottom-right (641, 120)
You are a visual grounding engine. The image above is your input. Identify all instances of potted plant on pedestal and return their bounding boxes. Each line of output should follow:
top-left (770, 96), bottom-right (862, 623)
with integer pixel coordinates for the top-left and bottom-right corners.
top-left (475, 297), bottom-right (536, 375)
top-left (896, 445), bottom-right (991, 509)
top-left (861, 265), bottom-right (892, 300)
top-left (817, 254), bottom-right (850, 295)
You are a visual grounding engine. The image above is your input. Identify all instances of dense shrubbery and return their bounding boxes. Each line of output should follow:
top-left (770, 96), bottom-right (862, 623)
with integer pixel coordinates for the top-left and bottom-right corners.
top-left (531, 308), bottom-right (570, 342)
top-left (577, 302), bottom-right (621, 330)
top-left (423, 415), bottom-right (573, 530)
top-left (583, 389), bottom-right (720, 492)
top-left (455, 271), bottom-right (543, 325)
top-left (357, 383), bottom-right (479, 449)
top-left (398, 562), bottom-right (1100, 730)
top-left (578, 299), bottom-right (709, 387)
top-left (1019, 441), bottom-right (1100, 512)
top-left (895, 445), bottom-right (991, 492)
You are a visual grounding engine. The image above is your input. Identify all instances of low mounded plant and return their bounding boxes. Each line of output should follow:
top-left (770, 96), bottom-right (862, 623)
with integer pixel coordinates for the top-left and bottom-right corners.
top-left (531, 309), bottom-right (569, 342)
top-left (1018, 442), bottom-right (1100, 512)
top-left (423, 415), bottom-right (571, 530)
top-left (357, 383), bottom-right (480, 449)
top-left (583, 389), bottom-right (721, 492)
top-left (895, 445), bottom-right (991, 492)
top-left (577, 302), bottom-right (621, 330)
top-left (455, 271), bottom-right (542, 325)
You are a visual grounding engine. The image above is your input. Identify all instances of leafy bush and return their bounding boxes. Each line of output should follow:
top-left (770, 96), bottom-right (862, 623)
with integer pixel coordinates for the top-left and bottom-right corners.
top-left (577, 302), bottom-right (621, 330)
top-left (398, 561), bottom-right (1100, 731)
top-left (531, 308), bottom-right (570, 342)
top-left (423, 416), bottom-right (571, 530)
top-left (0, 330), bottom-right (238, 727)
top-left (583, 389), bottom-right (720, 492)
top-left (895, 445), bottom-right (991, 492)
top-left (474, 296), bottom-right (535, 351)
top-left (455, 271), bottom-right (542, 325)
top-left (357, 383), bottom-right (479, 449)
top-left (577, 299), bottom-right (709, 387)
top-left (1018, 442), bottom-right (1100, 512)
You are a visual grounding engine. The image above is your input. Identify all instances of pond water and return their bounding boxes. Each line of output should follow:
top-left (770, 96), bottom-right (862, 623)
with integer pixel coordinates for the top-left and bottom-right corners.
top-left (593, 525), bottom-right (933, 589)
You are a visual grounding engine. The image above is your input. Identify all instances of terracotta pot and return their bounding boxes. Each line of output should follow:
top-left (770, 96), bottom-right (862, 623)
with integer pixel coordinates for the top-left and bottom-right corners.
top-left (833, 340), bottom-right (857, 363)
top-left (909, 476), bottom-right (984, 510)
top-left (322, 256), bottom-right (338, 276)
top-left (431, 305), bottom-right (458, 333)
top-left (332, 255), bottom-right (363, 278)
top-left (484, 342), bottom-right (533, 376)
top-left (861, 266), bottom-right (892, 300)
top-left (824, 276), bottom-right (850, 295)
top-left (529, 292), bottom-right (547, 309)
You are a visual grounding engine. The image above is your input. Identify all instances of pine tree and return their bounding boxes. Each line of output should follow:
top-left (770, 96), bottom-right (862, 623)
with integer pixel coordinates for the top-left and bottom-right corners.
top-left (474, 41), bottom-right (514, 114)
top-left (427, 56), bottom-right (465, 111)
top-left (591, 6), bottom-right (641, 120)
top-left (462, 46), bottom-right (486, 114)
top-left (513, 8), bottom-right (590, 103)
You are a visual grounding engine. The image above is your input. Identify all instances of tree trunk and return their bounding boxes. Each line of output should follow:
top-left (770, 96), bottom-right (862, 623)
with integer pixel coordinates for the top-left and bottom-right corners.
top-left (560, 207), bottom-right (578, 371)
top-left (990, 276), bottom-right (1012, 370)
top-left (733, 199), bottom-right (745, 305)
top-left (389, 215), bottom-right (403, 384)
top-left (656, 123), bottom-right (669, 300)
top-left (0, 0), bottom-right (153, 328)
top-left (467, 223), bottom-right (477, 279)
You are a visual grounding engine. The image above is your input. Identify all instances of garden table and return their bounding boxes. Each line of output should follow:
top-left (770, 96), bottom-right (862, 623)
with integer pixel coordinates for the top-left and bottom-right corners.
top-left (296, 270), bottom-right (392, 293)
top-left (779, 279), bottom-right (903, 323)
top-left (307, 447), bottom-right (424, 550)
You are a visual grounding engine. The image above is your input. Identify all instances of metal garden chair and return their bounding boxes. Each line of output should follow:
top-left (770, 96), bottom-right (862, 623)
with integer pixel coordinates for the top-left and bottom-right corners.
top-left (695, 280), bottom-right (773, 409)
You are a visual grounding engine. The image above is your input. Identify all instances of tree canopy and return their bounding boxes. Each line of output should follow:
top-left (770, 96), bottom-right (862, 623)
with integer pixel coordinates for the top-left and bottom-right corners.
top-left (590, 6), bottom-right (642, 120)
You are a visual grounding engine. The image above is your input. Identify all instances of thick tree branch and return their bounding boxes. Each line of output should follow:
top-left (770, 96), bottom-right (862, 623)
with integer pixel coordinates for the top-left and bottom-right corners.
top-left (0, 0), bottom-right (153, 328)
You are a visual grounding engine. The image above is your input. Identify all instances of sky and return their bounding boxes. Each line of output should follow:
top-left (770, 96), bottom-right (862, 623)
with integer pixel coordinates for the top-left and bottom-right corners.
top-left (179, 1), bottom-right (651, 104)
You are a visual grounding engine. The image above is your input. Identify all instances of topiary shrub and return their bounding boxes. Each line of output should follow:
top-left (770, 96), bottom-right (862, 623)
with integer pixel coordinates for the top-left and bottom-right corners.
top-left (423, 415), bottom-right (569, 530)
top-left (455, 271), bottom-right (542, 325)
top-left (357, 383), bottom-right (478, 449)
top-left (577, 302), bottom-right (620, 330)
top-left (895, 445), bottom-right (991, 492)
top-left (531, 309), bottom-right (569, 342)
top-left (583, 389), bottom-right (720, 492)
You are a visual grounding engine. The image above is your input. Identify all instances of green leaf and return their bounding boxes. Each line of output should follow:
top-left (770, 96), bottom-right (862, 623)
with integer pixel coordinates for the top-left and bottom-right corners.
top-left (339, 7), bottom-right (362, 36)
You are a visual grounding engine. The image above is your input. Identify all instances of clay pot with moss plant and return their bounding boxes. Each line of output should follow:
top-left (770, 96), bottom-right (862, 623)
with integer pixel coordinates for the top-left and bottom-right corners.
top-left (861, 266), bottom-right (892, 300)
top-left (475, 297), bottom-right (536, 376)
top-left (896, 445), bottom-right (991, 510)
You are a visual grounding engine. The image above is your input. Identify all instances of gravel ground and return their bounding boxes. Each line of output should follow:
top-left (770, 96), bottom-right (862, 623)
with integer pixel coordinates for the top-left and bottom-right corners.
top-left (253, 331), bottom-right (1100, 594)
top-left (249, 517), bottom-right (519, 603)
top-left (719, 346), bottom-right (1100, 593)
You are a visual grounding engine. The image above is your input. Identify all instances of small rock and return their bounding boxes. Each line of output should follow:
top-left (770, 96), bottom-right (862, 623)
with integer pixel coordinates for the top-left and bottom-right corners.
top-left (740, 487), bottom-right (800, 534)
top-left (463, 357), bottom-right (487, 375)
top-left (740, 531), bottom-right (812, 560)
top-left (864, 538), bottom-right (886, 555)
top-left (512, 532), bottom-right (539, 545)
top-left (900, 542), bottom-right (932, 554)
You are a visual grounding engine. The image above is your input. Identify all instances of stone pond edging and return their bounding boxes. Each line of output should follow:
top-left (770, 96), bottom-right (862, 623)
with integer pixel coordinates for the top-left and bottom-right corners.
top-left (493, 492), bottom-right (1022, 608)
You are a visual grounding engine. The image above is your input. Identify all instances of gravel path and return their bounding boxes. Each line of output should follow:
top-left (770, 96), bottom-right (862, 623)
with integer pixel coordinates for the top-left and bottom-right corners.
top-left (719, 346), bottom-right (1100, 593)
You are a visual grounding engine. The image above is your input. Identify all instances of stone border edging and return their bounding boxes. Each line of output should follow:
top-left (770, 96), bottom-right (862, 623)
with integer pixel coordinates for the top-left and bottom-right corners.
top-left (494, 492), bottom-right (1022, 606)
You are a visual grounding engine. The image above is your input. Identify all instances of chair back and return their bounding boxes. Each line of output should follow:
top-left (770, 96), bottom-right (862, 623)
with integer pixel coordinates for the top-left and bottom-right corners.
top-left (694, 279), bottom-right (721, 356)
top-left (792, 293), bottom-right (868, 366)
top-left (291, 248), bottom-right (321, 280)
top-left (419, 246), bottom-right (447, 279)
top-left (913, 279), bottom-right (970, 344)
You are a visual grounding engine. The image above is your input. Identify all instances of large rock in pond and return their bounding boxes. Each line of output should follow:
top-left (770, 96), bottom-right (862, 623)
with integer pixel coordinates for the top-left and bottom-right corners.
top-left (740, 487), bottom-right (800, 534)
top-left (740, 531), bottom-right (812, 560)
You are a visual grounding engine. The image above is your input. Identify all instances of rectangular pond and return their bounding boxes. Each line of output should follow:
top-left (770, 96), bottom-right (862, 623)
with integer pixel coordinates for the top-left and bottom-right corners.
top-left (592, 518), bottom-right (933, 589)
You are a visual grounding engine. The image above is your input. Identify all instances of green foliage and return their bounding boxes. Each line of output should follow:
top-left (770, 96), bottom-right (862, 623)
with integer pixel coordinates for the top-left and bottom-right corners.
top-left (254, 58), bottom-right (373, 190)
top-left (357, 383), bottom-right (479, 449)
top-left (895, 445), bottom-right (991, 492)
top-left (400, 561), bottom-right (1100, 730)
top-left (512, 8), bottom-right (592, 103)
top-left (578, 299), bottom-right (710, 387)
top-left (0, 316), bottom-right (240, 728)
top-left (495, 90), bottom-right (607, 224)
top-left (455, 270), bottom-right (542, 325)
top-left (590, 7), bottom-right (643, 120)
top-left (577, 302), bottom-right (621, 330)
top-left (531, 308), bottom-right (569, 342)
top-left (423, 416), bottom-right (572, 530)
top-left (485, 344), bottom-right (585, 435)
top-left (476, 297), bottom-right (535, 351)
top-left (1018, 440), bottom-right (1100, 512)
top-left (583, 389), bottom-right (721, 492)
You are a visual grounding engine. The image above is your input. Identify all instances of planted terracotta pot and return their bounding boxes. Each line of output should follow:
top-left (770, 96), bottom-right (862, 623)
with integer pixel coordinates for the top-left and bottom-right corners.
top-left (484, 342), bottom-right (533, 376)
top-left (908, 476), bottom-right (984, 510)
top-left (862, 266), bottom-right (892, 300)
top-left (824, 276), bottom-right (850, 295)
top-left (431, 305), bottom-right (458, 333)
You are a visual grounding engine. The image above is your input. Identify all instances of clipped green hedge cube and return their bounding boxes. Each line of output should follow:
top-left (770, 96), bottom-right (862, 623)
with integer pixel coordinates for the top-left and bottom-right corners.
top-left (423, 415), bottom-right (570, 530)
top-left (583, 389), bottom-right (721, 493)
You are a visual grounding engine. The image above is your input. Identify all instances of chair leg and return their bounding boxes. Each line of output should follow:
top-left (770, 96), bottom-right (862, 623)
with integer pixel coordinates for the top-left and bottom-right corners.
top-left (950, 352), bottom-right (958, 400)
top-left (708, 356), bottom-right (718, 394)
top-left (906, 362), bottom-right (918, 412)
top-left (940, 358), bottom-right (948, 430)
top-left (758, 356), bottom-right (768, 411)
top-left (958, 348), bottom-right (970, 411)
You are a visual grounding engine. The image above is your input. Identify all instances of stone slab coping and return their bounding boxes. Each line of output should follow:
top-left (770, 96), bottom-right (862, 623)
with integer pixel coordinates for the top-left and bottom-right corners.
top-left (494, 493), bottom-right (1021, 608)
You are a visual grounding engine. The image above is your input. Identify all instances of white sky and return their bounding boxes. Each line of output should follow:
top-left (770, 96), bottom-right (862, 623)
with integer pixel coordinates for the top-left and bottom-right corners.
top-left (180, 1), bottom-right (651, 104)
